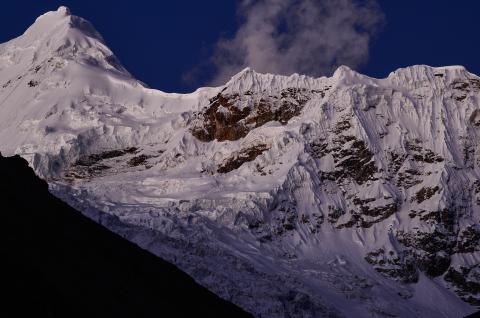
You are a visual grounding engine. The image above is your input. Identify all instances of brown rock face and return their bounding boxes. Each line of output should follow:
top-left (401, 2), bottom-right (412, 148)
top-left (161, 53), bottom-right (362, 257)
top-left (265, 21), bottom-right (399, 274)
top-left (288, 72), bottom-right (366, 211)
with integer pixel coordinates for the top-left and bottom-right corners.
top-left (217, 144), bottom-right (269, 174)
top-left (192, 88), bottom-right (320, 142)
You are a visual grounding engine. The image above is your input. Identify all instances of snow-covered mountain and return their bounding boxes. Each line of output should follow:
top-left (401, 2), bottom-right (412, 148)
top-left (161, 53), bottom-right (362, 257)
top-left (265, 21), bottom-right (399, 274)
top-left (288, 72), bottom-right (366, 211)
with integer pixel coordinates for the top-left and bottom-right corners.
top-left (1, 7), bottom-right (479, 317)
top-left (0, 153), bottom-right (251, 318)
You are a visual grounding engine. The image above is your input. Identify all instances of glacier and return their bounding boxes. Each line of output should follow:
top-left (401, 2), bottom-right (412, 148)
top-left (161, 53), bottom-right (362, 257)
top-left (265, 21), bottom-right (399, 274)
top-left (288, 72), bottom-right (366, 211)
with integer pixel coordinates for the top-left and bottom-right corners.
top-left (0, 6), bottom-right (479, 317)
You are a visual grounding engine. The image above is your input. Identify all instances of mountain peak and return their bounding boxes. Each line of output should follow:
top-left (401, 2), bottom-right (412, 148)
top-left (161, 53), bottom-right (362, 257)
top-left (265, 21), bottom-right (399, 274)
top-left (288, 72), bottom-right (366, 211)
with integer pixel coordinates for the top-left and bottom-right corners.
top-left (25, 8), bottom-right (72, 37)
top-left (228, 66), bottom-right (255, 81)
top-left (23, 6), bottom-right (104, 44)
top-left (0, 6), bottom-right (131, 110)
top-left (223, 67), bottom-right (330, 95)
top-left (332, 65), bottom-right (357, 79)
top-left (56, 6), bottom-right (71, 16)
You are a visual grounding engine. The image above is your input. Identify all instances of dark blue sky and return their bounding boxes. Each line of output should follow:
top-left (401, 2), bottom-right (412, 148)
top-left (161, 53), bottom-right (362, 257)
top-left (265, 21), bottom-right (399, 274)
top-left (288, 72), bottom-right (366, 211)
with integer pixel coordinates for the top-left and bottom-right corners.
top-left (0, 1), bottom-right (479, 92)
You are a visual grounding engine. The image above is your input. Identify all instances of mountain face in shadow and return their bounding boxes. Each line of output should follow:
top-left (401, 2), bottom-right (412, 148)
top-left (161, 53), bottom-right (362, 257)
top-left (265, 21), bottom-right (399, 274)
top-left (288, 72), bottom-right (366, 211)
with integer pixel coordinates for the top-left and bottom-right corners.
top-left (0, 154), bottom-right (252, 318)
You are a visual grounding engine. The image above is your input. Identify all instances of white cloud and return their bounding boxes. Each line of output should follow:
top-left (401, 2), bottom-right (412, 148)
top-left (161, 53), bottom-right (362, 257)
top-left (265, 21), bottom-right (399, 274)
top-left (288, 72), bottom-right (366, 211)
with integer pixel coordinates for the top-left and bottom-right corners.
top-left (209, 0), bottom-right (384, 85)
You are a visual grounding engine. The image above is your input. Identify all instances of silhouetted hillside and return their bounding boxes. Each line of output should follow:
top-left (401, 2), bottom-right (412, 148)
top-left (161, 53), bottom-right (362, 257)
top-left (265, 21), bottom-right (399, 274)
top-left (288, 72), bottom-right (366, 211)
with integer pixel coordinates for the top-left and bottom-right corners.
top-left (0, 154), bottom-right (252, 318)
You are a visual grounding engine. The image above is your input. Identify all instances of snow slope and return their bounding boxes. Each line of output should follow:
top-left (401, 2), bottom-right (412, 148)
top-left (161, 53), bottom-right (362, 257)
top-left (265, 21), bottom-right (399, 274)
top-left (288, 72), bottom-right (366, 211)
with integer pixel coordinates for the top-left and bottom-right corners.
top-left (1, 7), bottom-right (479, 317)
top-left (0, 153), bottom-right (251, 318)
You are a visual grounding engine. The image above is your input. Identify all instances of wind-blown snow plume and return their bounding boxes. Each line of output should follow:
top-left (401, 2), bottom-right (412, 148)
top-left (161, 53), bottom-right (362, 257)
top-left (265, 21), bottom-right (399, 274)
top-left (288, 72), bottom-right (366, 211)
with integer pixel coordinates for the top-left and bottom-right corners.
top-left (209, 0), bottom-right (384, 84)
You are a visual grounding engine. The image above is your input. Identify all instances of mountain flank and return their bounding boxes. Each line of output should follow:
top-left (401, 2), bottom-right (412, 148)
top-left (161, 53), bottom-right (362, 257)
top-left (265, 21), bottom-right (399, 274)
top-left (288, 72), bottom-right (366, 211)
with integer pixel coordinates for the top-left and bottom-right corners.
top-left (0, 154), bottom-right (252, 318)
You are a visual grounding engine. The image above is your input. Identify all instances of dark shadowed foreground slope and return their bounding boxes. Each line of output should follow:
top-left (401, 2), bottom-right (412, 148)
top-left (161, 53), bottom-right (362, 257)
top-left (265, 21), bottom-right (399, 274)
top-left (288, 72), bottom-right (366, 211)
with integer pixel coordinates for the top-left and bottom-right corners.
top-left (0, 154), bottom-right (252, 318)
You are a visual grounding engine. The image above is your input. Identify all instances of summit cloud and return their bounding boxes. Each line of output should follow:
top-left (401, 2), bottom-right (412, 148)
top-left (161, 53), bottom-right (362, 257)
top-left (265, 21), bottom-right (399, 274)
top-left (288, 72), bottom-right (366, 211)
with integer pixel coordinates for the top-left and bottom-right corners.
top-left (209, 0), bottom-right (384, 84)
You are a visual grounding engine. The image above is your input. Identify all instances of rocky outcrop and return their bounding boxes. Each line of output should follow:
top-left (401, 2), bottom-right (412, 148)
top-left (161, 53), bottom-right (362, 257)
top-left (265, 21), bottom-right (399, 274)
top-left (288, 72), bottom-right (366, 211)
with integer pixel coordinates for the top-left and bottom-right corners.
top-left (218, 144), bottom-right (269, 173)
top-left (63, 147), bottom-right (158, 180)
top-left (445, 265), bottom-right (480, 306)
top-left (191, 88), bottom-right (319, 142)
top-left (365, 248), bottom-right (418, 284)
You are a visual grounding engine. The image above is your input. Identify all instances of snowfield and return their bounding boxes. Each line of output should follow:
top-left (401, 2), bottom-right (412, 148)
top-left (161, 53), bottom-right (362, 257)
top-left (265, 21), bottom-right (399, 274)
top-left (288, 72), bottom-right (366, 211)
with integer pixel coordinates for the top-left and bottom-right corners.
top-left (0, 7), bottom-right (479, 318)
